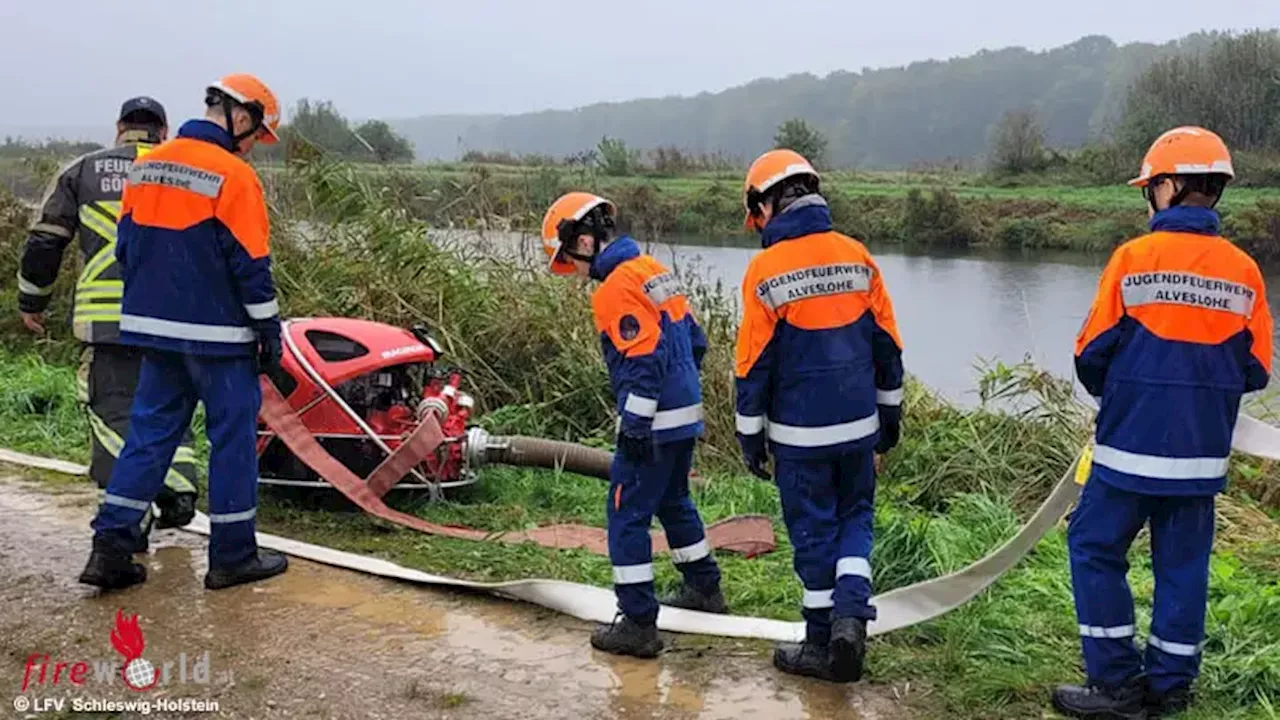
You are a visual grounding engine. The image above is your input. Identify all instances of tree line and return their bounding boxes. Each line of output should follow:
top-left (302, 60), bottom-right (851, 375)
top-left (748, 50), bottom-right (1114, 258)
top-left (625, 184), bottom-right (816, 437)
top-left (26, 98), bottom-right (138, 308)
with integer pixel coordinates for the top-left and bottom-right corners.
top-left (392, 30), bottom-right (1277, 171)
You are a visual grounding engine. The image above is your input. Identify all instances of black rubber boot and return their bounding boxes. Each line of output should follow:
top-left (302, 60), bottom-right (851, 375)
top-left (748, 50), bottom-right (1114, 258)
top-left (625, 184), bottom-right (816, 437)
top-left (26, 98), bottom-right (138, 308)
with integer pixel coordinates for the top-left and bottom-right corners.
top-left (1146, 687), bottom-right (1192, 717)
top-left (660, 583), bottom-right (728, 614)
top-left (1052, 676), bottom-right (1149, 719)
top-left (79, 536), bottom-right (147, 590)
top-left (590, 615), bottom-right (663, 658)
top-left (154, 493), bottom-right (196, 530)
top-left (830, 617), bottom-right (867, 682)
top-left (204, 549), bottom-right (289, 590)
top-left (773, 641), bottom-right (855, 683)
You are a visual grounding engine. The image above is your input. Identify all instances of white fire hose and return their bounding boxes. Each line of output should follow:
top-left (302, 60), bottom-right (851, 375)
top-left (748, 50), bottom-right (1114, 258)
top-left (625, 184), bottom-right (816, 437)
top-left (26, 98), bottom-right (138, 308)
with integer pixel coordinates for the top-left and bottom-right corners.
top-left (4, 414), bottom-right (1278, 642)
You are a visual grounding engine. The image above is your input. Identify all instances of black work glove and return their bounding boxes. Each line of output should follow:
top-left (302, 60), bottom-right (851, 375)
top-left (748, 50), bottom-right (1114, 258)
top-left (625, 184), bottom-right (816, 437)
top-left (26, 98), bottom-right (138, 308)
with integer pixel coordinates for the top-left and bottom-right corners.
top-left (616, 430), bottom-right (654, 464)
top-left (737, 432), bottom-right (771, 481)
top-left (875, 405), bottom-right (901, 455)
top-left (154, 492), bottom-right (196, 529)
top-left (253, 320), bottom-right (282, 376)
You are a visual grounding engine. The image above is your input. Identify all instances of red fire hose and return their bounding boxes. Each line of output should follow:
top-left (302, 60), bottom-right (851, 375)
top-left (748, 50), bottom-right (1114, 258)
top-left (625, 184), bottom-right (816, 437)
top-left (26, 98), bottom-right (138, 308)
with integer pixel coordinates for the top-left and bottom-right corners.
top-left (258, 378), bottom-right (776, 558)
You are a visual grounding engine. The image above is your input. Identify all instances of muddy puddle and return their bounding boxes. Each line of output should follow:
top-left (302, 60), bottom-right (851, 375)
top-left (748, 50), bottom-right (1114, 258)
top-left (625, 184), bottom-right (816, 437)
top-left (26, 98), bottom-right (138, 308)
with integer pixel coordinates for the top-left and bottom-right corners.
top-left (0, 474), bottom-right (904, 719)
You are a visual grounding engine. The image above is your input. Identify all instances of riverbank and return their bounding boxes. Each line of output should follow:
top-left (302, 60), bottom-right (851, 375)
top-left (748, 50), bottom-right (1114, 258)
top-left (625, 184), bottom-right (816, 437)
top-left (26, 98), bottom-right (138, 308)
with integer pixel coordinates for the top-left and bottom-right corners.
top-left (262, 160), bottom-right (1280, 259)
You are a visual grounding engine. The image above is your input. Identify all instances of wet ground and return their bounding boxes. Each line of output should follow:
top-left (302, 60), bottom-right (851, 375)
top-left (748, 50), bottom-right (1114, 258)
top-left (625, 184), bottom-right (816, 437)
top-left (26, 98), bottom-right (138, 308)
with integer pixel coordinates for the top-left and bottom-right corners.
top-left (0, 474), bottom-right (908, 719)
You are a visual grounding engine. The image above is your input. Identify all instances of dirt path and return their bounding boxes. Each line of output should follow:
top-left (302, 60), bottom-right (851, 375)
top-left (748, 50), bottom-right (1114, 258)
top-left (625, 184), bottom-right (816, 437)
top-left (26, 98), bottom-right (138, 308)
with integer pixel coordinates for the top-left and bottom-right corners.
top-left (0, 474), bottom-right (909, 719)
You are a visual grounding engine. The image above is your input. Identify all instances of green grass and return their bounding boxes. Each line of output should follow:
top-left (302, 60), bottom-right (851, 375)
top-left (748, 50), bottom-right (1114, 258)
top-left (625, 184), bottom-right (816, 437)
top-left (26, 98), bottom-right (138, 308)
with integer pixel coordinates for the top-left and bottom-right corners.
top-left (2, 348), bottom-right (1276, 719)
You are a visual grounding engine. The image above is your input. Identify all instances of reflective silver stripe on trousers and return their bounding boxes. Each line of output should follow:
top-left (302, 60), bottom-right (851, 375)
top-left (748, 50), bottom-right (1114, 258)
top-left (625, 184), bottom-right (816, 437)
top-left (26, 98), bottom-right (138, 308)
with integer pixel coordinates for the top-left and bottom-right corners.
top-left (736, 413), bottom-right (765, 435)
top-left (802, 588), bottom-right (835, 609)
top-left (613, 563), bottom-right (654, 585)
top-left (120, 315), bottom-right (255, 343)
top-left (652, 403), bottom-right (703, 431)
top-left (104, 493), bottom-right (151, 512)
top-left (837, 557), bottom-right (872, 580)
top-left (768, 413), bottom-right (879, 448)
top-left (1078, 624), bottom-right (1136, 639)
top-left (208, 507), bottom-right (257, 524)
top-left (1092, 445), bottom-right (1229, 480)
top-left (1120, 271), bottom-right (1254, 317)
top-left (18, 274), bottom-right (53, 297)
top-left (1148, 634), bottom-right (1204, 657)
top-left (876, 387), bottom-right (904, 406)
top-left (670, 539), bottom-right (710, 564)
top-left (623, 393), bottom-right (658, 418)
top-left (243, 299), bottom-right (280, 320)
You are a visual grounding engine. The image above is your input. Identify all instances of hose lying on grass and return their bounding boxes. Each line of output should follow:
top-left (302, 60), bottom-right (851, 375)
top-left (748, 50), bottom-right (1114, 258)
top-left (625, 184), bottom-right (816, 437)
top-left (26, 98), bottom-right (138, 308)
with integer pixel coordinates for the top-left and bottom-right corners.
top-left (484, 436), bottom-right (613, 479)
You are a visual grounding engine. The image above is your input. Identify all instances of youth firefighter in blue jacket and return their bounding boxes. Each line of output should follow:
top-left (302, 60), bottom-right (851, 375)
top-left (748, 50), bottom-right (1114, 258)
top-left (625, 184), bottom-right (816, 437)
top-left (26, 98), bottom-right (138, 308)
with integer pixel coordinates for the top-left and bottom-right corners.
top-left (542, 192), bottom-right (726, 657)
top-left (79, 74), bottom-right (290, 592)
top-left (735, 150), bottom-right (904, 683)
top-left (1055, 127), bottom-right (1272, 719)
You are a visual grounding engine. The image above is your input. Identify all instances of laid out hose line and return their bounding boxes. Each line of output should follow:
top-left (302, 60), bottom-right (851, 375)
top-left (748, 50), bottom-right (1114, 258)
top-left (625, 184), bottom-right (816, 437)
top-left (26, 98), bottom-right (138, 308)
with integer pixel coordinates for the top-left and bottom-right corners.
top-left (5, 414), bottom-right (1279, 641)
top-left (485, 436), bottom-right (613, 479)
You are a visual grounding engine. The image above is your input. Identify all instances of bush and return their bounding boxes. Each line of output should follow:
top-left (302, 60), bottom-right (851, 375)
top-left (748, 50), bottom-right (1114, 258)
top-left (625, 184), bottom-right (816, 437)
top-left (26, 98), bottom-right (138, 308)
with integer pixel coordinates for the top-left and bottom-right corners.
top-left (902, 187), bottom-right (983, 247)
top-left (596, 136), bottom-right (637, 177)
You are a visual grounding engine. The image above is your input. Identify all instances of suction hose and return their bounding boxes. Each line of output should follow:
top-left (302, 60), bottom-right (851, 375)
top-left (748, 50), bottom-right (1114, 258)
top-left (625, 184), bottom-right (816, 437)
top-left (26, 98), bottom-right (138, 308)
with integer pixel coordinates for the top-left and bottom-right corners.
top-left (467, 429), bottom-right (612, 479)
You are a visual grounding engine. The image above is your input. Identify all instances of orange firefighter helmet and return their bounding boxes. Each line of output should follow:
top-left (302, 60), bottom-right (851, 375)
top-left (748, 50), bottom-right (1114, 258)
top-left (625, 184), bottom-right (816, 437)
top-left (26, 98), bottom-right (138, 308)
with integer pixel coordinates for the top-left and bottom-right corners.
top-left (207, 73), bottom-right (281, 144)
top-left (742, 149), bottom-right (820, 231)
top-left (540, 192), bottom-right (616, 275)
top-left (1129, 126), bottom-right (1234, 188)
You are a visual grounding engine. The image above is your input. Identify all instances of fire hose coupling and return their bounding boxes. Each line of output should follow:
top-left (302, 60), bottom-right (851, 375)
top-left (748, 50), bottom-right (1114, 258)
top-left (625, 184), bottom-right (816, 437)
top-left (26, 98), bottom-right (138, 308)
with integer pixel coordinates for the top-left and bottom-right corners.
top-left (417, 396), bottom-right (449, 420)
top-left (465, 427), bottom-right (500, 469)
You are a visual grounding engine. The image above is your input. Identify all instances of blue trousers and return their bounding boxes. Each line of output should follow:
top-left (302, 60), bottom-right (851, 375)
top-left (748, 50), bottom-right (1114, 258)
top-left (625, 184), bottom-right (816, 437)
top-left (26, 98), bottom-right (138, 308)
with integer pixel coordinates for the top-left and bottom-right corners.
top-left (1068, 476), bottom-right (1215, 695)
top-left (92, 350), bottom-right (262, 568)
top-left (775, 450), bottom-right (878, 644)
top-left (607, 438), bottom-right (721, 624)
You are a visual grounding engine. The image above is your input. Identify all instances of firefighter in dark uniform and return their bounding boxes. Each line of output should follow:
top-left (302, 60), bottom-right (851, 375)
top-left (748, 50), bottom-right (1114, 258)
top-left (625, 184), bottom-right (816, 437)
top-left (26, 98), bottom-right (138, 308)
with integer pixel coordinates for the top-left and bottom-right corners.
top-left (17, 97), bottom-right (199, 542)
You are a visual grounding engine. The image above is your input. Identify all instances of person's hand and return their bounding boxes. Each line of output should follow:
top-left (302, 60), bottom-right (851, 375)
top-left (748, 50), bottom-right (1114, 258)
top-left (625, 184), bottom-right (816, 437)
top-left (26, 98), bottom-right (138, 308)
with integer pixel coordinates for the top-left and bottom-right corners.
top-left (874, 454), bottom-right (883, 475)
top-left (616, 430), bottom-right (654, 463)
top-left (20, 311), bottom-right (46, 335)
top-left (875, 405), bottom-right (901, 455)
top-left (253, 324), bottom-right (283, 375)
top-left (737, 432), bottom-right (771, 481)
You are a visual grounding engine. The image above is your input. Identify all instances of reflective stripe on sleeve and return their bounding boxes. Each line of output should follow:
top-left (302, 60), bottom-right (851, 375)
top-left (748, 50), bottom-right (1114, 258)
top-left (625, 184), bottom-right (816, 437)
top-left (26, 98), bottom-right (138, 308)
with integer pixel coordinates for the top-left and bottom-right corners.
top-left (17, 274), bottom-right (53, 297)
top-left (669, 539), bottom-right (710, 564)
top-left (652, 403), bottom-right (703, 431)
top-left (837, 556), bottom-right (872, 580)
top-left (1078, 624), bottom-right (1136, 639)
top-left (1092, 445), bottom-right (1229, 480)
top-left (736, 413), bottom-right (766, 435)
top-left (208, 507), bottom-right (257, 524)
top-left (1148, 634), bottom-right (1204, 657)
top-left (612, 563), bottom-right (655, 585)
top-left (120, 315), bottom-right (255, 343)
top-left (802, 588), bottom-right (835, 609)
top-left (768, 413), bottom-right (879, 448)
top-left (31, 221), bottom-right (73, 238)
top-left (876, 387), bottom-right (904, 406)
top-left (104, 493), bottom-right (151, 512)
top-left (243, 299), bottom-right (279, 320)
top-left (623, 393), bottom-right (658, 418)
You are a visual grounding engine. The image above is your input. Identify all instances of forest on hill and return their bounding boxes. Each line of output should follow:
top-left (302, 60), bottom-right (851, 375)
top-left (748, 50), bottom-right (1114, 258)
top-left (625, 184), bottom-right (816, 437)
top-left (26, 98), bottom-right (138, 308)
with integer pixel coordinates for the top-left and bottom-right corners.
top-left (391, 32), bottom-right (1247, 167)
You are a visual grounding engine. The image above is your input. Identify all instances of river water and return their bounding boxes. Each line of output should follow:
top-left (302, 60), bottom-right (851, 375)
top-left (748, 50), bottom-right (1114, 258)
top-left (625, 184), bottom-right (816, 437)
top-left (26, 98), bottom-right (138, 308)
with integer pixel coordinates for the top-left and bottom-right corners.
top-left (447, 230), bottom-right (1280, 403)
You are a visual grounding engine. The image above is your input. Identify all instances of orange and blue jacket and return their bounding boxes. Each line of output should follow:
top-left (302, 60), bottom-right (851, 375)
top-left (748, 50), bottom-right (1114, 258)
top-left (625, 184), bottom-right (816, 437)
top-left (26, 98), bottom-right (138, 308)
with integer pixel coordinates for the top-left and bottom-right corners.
top-left (1076, 205), bottom-right (1272, 496)
top-left (735, 196), bottom-right (904, 459)
top-left (115, 120), bottom-right (279, 357)
top-left (591, 237), bottom-right (706, 444)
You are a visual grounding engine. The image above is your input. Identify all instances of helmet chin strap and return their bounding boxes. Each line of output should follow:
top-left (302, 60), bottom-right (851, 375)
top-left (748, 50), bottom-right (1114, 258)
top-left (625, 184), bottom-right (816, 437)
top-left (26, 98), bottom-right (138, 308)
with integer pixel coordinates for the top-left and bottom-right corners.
top-left (218, 95), bottom-right (262, 153)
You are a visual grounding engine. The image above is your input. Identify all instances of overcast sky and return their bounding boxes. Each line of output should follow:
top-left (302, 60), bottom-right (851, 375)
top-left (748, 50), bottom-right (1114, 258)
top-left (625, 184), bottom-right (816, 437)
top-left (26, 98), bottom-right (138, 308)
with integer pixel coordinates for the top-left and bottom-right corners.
top-left (2, 0), bottom-right (1277, 133)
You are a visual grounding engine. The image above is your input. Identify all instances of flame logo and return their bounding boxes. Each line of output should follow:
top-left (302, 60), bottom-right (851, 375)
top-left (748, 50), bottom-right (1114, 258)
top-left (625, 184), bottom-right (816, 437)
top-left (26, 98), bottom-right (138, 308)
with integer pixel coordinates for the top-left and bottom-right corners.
top-left (110, 609), bottom-right (158, 691)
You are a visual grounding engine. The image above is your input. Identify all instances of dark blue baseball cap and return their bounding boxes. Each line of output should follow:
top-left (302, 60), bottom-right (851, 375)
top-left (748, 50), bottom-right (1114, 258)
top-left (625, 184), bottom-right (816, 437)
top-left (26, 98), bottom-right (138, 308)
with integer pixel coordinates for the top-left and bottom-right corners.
top-left (118, 96), bottom-right (167, 125)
